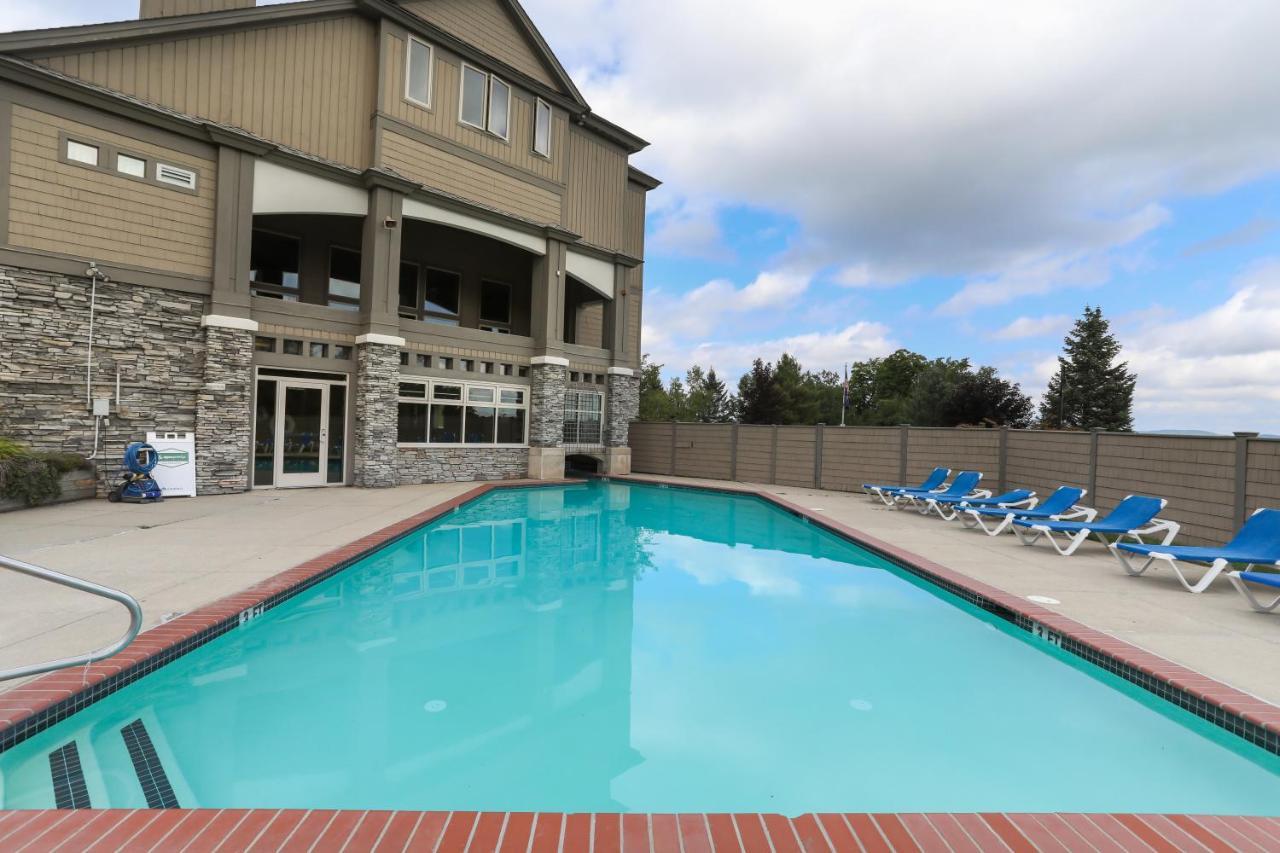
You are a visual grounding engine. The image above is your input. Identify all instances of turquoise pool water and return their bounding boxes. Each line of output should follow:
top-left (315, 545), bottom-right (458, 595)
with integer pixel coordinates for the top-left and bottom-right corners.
top-left (2, 480), bottom-right (1279, 814)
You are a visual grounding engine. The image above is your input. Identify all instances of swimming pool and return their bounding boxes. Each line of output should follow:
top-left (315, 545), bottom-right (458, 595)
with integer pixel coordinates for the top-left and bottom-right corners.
top-left (2, 480), bottom-right (1279, 815)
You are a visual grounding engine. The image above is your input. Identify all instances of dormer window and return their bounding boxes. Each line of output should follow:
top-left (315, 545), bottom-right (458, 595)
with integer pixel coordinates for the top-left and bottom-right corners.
top-left (405, 36), bottom-right (433, 109)
top-left (459, 63), bottom-right (511, 141)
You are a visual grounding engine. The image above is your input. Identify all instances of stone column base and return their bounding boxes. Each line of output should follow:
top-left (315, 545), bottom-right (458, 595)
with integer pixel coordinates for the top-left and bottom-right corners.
top-left (603, 446), bottom-right (632, 476)
top-left (527, 446), bottom-right (565, 480)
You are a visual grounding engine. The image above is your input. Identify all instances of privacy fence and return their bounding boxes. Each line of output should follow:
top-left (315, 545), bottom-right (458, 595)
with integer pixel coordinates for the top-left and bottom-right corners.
top-left (628, 422), bottom-right (1280, 546)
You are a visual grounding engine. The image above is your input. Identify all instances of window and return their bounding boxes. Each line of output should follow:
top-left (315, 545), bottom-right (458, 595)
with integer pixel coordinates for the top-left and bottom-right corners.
top-left (398, 380), bottom-right (528, 446)
top-left (564, 390), bottom-right (603, 444)
top-left (309, 342), bottom-right (329, 359)
top-left (460, 63), bottom-right (512, 140)
top-left (460, 64), bottom-right (488, 129)
top-left (328, 247), bottom-right (361, 311)
top-left (250, 230), bottom-right (301, 300)
top-left (156, 163), bottom-right (197, 191)
top-left (334, 345), bottom-right (353, 361)
top-left (488, 77), bottom-right (511, 141)
top-left (254, 336), bottom-right (276, 353)
top-left (405, 36), bottom-right (433, 108)
top-left (398, 262), bottom-right (420, 320)
top-left (283, 339), bottom-right (303, 356)
top-left (424, 269), bottom-right (461, 324)
top-left (480, 280), bottom-right (511, 332)
top-left (116, 153), bottom-right (146, 178)
top-left (66, 140), bottom-right (99, 166)
top-left (416, 354), bottom-right (431, 368)
top-left (533, 99), bottom-right (552, 158)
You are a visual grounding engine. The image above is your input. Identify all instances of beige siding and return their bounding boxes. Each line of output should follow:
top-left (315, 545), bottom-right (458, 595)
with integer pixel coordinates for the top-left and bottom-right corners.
top-left (141, 0), bottom-right (254, 16)
top-left (400, 0), bottom-right (558, 89)
top-left (622, 183), bottom-right (646, 258)
top-left (381, 33), bottom-right (567, 183)
top-left (1246, 439), bottom-right (1280, 516)
top-left (624, 265), bottom-right (643, 366)
top-left (575, 301), bottom-right (603, 348)
top-left (906, 429), bottom-right (1000, 486)
top-left (565, 127), bottom-right (628, 250)
top-left (820, 427), bottom-right (900, 492)
top-left (735, 425), bottom-right (774, 483)
top-left (381, 128), bottom-right (561, 223)
top-left (673, 423), bottom-right (734, 481)
top-left (630, 421), bottom-right (673, 474)
top-left (1095, 434), bottom-right (1236, 544)
top-left (775, 427), bottom-right (817, 488)
top-left (1006, 430), bottom-right (1091, 500)
top-left (36, 16), bottom-right (378, 169)
top-left (8, 105), bottom-right (216, 277)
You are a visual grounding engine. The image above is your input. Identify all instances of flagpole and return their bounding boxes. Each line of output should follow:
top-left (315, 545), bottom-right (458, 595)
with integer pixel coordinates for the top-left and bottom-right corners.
top-left (840, 363), bottom-right (847, 427)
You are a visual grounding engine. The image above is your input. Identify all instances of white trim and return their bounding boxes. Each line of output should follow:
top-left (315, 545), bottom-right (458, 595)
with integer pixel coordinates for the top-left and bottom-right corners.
top-left (533, 98), bottom-right (553, 159)
top-left (156, 162), bottom-right (198, 191)
top-left (402, 198), bottom-right (545, 255)
top-left (565, 249), bottom-right (615, 300)
top-left (487, 75), bottom-right (511, 142)
top-left (459, 62), bottom-right (488, 131)
top-left (356, 333), bottom-right (407, 346)
top-left (531, 355), bottom-right (570, 367)
top-left (606, 367), bottom-right (634, 376)
top-left (404, 35), bottom-right (434, 110)
top-left (253, 160), bottom-right (369, 216)
top-left (201, 314), bottom-right (259, 332)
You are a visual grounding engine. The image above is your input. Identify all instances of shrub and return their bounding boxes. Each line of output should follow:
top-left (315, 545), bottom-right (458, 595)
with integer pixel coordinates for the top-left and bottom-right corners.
top-left (0, 439), bottom-right (90, 508)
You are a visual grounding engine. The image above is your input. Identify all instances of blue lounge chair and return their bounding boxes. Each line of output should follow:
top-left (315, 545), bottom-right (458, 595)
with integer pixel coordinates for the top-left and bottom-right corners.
top-left (894, 471), bottom-right (986, 511)
top-left (1013, 495), bottom-right (1178, 557)
top-left (1114, 508), bottom-right (1280, 594)
top-left (863, 466), bottom-right (948, 506)
top-left (1228, 568), bottom-right (1280, 613)
top-left (921, 488), bottom-right (1036, 521)
top-left (960, 486), bottom-right (1094, 536)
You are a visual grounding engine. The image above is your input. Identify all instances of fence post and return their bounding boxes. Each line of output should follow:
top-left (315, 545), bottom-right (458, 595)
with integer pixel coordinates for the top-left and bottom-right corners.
top-left (770, 425), bottom-right (780, 484)
top-left (998, 426), bottom-right (1009, 494)
top-left (814, 424), bottom-right (825, 489)
top-left (898, 424), bottom-right (909, 485)
top-left (730, 423), bottom-right (740, 482)
top-left (669, 422), bottom-right (678, 476)
top-left (1235, 432), bottom-right (1258, 527)
top-left (1088, 429), bottom-right (1100, 499)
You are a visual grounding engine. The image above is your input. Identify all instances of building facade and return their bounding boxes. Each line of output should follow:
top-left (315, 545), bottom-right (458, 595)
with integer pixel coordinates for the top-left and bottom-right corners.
top-left (0, 0), bottom-right (656, 494)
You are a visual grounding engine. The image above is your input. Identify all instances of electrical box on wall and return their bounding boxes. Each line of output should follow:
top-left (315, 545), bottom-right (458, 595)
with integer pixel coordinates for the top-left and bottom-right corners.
top-left (92, 398), bottom-right (111, 417)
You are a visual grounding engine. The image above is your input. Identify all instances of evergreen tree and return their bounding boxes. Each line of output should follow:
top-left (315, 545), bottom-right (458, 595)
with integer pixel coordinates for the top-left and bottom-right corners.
top-left (700, 368), bottom-right (732, 422)
top-left (1039, 306), bottom-right (1136, 430)
top-left (638, 355), bottom-right (676, 421)
top-left (738, 359), bottom-right (785, 424)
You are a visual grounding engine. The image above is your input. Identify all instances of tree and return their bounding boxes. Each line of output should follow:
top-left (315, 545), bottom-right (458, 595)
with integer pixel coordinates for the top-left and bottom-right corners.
top-left (698, 368), bottom-right (732, 422)
top-left (738, 358), bottom-right (785, 424)
top-left (638, 355), bottom-right (676, 421)
top-left (1039, 306), bottom-right (1136, 431)
top-left (945, 366), bottom-right (1035, 428)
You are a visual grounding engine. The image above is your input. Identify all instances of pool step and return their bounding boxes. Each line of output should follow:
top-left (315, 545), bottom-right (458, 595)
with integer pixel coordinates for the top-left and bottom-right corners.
top-left (121, 719), bottom-right (179, 808)
top-left (48, 741), bottom-right (91, 809)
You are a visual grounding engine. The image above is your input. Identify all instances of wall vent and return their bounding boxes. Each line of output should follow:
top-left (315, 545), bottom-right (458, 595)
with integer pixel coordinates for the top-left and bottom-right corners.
top-left (156, 163), bottom-right (198, 191)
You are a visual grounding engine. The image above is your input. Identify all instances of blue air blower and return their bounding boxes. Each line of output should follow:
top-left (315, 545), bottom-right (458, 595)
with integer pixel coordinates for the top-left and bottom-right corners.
top-left (107, 442), bottom-right (164, 504)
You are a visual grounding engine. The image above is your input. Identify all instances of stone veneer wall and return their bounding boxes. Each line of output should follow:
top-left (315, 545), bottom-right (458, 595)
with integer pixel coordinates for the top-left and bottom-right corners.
top-left (0, 266), bottom-right (204, 494)
top-left (396, 448), bottom-right (530, 484)
top-left (353, 341), bottom-right (401, 488)
top-left (528, 362), bottom-right (567, 447)
top-left (605, 373), bottom-right (639, 447)
top-left (195, 325), bottom-right (254, 494)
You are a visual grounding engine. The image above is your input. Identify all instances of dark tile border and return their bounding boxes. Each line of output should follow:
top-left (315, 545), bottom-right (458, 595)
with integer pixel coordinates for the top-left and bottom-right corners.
top-left (0, 480), bottom-right (570, 756)
top-left (602, 474), bottom-right (1280, 758)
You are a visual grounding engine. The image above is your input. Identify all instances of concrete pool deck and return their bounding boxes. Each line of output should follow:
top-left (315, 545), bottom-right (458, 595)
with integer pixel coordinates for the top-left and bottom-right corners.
top-left (1, 475), bottom-right (1278, 712)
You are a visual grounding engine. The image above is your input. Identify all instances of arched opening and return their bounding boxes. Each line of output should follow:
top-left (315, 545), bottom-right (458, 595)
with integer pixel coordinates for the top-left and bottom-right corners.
top-left (566, 453), bottom-right (603, 476)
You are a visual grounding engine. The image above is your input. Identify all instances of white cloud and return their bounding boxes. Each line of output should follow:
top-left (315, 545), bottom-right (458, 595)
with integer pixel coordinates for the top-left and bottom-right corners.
top-left (644, 268), bottom-right (812, 340)
top-left (989, 314), bottom-right (1072, 341)
top-left (647, 321), bottom-right (897, 380)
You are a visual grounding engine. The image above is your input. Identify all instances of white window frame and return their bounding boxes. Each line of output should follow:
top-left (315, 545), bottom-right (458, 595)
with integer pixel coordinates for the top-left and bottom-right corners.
top-left (563, 389), bottom-right (604, 445)
top-left (156, 162), bottom-right (198, 191)
top-left (487, 75), bottom-right (511, 142)
top-left (116, 152), bottom-right (147, 178)
top-left (397, 378), bottom-right (529, 448)
top-left (459, 62), bottom-right (489, 131)
top-left (66, 139), bottom-right (100, 166)
top-left (404, 36), bottom-right (434, 110)
top-left (533, 98), bottom-right (552, 158)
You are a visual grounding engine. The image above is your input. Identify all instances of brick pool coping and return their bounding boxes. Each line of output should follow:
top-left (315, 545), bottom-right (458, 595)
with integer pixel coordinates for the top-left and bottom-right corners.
top-left (1, 477), bottom-right (1278, 848)
top-left (2, 808), bottom-right (1280, 851)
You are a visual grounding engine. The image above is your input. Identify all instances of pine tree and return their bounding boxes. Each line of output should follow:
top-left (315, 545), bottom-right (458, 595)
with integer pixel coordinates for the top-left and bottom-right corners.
top-left (738, 359), bottom-right (784, 424)
top-left (1039, 306), bottom-right (1136, 431)
top-left (701, 368), bottom-right (732, 422)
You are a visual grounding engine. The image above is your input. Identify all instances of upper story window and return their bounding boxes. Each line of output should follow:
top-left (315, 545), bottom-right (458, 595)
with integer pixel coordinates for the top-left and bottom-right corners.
top-left (66, 139), bottom-right (99, 166)
top-left (533, 99), bottom-right (552, 158)
top-left (399, 264), bottom-right (462, 325)
top-left (405, 36), bottom-right (434, 109)
top-left (250, 230), bottom-right (301, 301)
top-left (479, 280), bottom-right (512, 333)
top-left (116, 153), bottom-right (147, 178)
top-left (459, 63), bottom-right (511, 141)
top-left (328, 247), bottom-right (361, 311)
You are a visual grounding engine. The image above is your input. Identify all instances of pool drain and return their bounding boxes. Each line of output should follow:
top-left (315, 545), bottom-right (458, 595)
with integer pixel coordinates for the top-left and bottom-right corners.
top-left (424, 700), bottom-right (448, 713)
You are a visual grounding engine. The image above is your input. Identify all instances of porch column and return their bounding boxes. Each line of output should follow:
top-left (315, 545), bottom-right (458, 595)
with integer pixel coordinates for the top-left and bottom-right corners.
top-left (207, 132), bottom-right (271, 318)
top-left (528, 235), bottom-right (569, 480)
top-left (602, 260), bottom-right (639, 474)
top-left (352, 334), bottom-right (404, 488)
top-left (195, 315), bottom-right (257, 494)
top-left (602, 261), bottom-right (635, 366)
top-left (360, 171), bottom-right (413, 337)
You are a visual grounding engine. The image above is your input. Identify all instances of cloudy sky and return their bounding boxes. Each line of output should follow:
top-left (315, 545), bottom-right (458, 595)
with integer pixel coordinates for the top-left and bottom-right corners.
top-left (6, 1), bottom-right (1280, 432)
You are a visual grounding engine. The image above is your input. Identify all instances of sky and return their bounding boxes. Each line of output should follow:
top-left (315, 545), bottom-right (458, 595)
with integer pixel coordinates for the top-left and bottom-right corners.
top-left (5, 1), bottom-right (1280, 432)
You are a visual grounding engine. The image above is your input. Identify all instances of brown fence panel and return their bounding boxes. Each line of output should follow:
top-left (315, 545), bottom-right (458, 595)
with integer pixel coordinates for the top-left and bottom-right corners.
top-left (1246, 438), bottom-right (1280, 516)
top-left (1006, 430), bottom-right (1091, 500)
top-left (629, 422), bottom-right (674, 474)
top-left (1095, 434), bottom-right (1236, 544)
top-left (820, 427), bottom-right (900, 492)
top-left (906, 428), bottom-right (1001, 487)
top-left (774, 426), bottom-right (818, 488)
top-left (736, 425), bottom-right (775, 483)
top-left (673, 423), bottom-right (734, 480)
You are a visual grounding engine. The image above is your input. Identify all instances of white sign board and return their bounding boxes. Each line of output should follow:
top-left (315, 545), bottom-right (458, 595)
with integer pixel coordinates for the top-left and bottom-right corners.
top-left (146, 432), bottom-right (197, 497)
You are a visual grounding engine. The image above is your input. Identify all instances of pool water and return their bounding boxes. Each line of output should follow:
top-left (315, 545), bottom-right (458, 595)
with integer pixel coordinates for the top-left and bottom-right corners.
top-left (3, 480), bottom-right (1280, 814)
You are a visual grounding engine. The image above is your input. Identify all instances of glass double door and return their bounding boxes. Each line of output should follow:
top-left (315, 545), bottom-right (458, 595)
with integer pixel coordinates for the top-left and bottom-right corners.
top-left (254, 377), bottom-right (346, 488)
